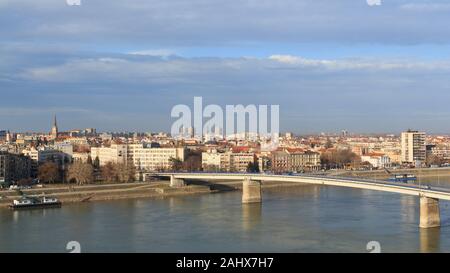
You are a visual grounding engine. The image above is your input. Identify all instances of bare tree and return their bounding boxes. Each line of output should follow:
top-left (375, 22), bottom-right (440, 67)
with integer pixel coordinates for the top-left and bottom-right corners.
top-left (426, 155), bottom-right (444, 167)
top-left (101, 162), bottom-right (118, 182)
top-left (116, 162), bottom-right (136, 183)
top-left (38, 162), bottom-right (60, 183)
top-left (321, 149), bottom-right (360, 169)
top-left (67, 161), bottom-right (94, 185)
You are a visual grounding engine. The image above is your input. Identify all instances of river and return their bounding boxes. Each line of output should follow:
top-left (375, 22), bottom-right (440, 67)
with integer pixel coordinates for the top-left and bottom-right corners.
top-left (1, 183), bottom-right (450, 253)
top-left (0, 181), bottom-right (450, 252)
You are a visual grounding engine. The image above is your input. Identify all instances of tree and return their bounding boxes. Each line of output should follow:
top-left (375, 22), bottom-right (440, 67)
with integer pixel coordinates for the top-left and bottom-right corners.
top-left (246, 162), bottom-right (260, 173)
top-left (38, 162), bottom-right (60, 183)
top-left (101, 162), bottom-right (118, 182)
top-left (67, 161), bottom-right (94, 185)
top-left (116, 163), bottom-right (136, 183)
top-left (93, 156), bottom-right (100, 169)
top-left (87, 155), bottom-right (93, 166)
top-left (321, 149), bottom-right (360, 169)
top-left (17, 178), bottom-right (33, 187)
top-left (183, 154), bottom-right (202, 172)
top-left (169, 157), bottom-right (183, 171)
top-left (426, 155), bottom-right (444, 167)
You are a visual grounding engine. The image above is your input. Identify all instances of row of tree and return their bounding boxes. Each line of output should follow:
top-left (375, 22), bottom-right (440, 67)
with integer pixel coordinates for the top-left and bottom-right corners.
top-left (37, 159), bottom-right (136, 185)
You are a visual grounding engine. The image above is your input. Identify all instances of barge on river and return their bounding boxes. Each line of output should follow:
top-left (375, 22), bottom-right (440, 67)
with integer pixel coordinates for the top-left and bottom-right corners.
top-left (9, 196), bottom-right (61, 210)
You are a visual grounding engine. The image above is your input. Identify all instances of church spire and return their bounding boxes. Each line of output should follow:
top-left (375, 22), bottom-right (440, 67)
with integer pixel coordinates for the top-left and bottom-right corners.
top-left (51, 115), bottom-right (58, 138)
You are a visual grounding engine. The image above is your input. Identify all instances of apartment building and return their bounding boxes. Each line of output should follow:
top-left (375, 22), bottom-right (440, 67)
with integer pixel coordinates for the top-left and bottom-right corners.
top-left (0, 152), bottom-right (31, 186)
top-left (132, 145), bottom-right (186, 171)
top-left (90, 144), bottom-right (128, 166)
top-left (361, 153), bottom-right (391, 168)
top-left (401, 130), bottom-right (426, 164)
top-left (202, 150), bottom-right (255, 172)
top-left (22, 146), bottom-right (71, 176)
top-left (91, 143), bottom-right (186, 171)
top-left (271, 149), bottom-right (321, 173)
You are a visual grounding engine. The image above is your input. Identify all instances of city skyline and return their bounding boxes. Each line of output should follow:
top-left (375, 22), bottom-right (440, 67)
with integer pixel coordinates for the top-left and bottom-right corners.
top-left (1, 115), bottom-right (449, 136)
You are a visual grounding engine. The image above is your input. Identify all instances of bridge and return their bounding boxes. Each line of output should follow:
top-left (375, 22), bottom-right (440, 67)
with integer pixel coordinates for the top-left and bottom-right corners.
top-left (149, 172), bottom-right (450, 229)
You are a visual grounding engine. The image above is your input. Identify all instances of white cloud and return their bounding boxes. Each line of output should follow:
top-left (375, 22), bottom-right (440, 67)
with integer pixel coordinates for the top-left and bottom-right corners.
top-left (400, 3), bottom-right (450, 12)
top-left (268, 55), bottom-right (450, 70)
top-left (127, 49), bottom-right (176, 58)
top-left (2, 0), bottom-right (450, 45)
top-left (269, 55), bottom-right (335, 66)
top-left (20, 54), bottom-right (450, 85)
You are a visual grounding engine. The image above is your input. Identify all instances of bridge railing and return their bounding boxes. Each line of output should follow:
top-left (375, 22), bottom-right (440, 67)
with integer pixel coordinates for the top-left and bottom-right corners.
top-left (152, 171), bottom-right (450, 194)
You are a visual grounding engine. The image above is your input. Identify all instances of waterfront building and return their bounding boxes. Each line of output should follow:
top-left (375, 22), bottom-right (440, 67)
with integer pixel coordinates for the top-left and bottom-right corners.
top-left (202, 150), bottom-right (224, 171)
top-left (230, 152), bottom-right (256, 172)
top-left (202, 149), bottom-right (256, 172)
top-left (90, 144), bottom-right (128, 166)
top-left (401, 130), bottom-right (426, 164)
top-left (132, 144), bottom-right (186, 171)
top-left (361, 153), bottom-right (391, 168)
top-left (0, 152), bottom-right (31, 187)
top-left (22, 146), bottom-right (70, 176)
top-left (271, 149), bottom-right (321, 173)
top-left (428, 145), bottom-right (450, 160)
top-left (92, 143), bottom-right (186, 171)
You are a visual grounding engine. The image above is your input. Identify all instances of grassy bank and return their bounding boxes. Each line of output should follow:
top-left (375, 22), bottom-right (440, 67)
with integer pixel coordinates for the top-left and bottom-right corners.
top-left (0, 181), bottom-right (212, 208)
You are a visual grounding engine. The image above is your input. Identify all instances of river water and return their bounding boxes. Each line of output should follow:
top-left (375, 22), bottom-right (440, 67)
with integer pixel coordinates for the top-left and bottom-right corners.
top-left (1, 183), bottom-right (450, 253)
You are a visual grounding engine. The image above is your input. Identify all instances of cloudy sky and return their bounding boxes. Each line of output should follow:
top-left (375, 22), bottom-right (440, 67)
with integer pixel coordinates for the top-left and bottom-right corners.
top-left (1, 0), bottom-right (450, 134)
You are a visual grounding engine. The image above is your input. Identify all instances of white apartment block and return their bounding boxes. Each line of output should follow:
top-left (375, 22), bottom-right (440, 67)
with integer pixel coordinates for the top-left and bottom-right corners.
top-left (132, 145), bottom-right (186, 171)
top-left (361, 154), bottom-right (391, 168)
top-left (91, 143), bottom-right (186, 170)
top-left (401, 130), bottom-right (426, 164)
top-left (202, 150), bottom-right (223, 170)
top-left (90, 144), bottom-right (128, 166)
top-left (22, 147), bottom-right (69, 163)
top-left (202, 150), bottom-right (255, 172)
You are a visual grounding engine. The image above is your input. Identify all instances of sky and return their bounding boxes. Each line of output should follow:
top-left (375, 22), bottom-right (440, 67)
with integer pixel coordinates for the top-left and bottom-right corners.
top-left (1, 0), bottom-right (450, 134)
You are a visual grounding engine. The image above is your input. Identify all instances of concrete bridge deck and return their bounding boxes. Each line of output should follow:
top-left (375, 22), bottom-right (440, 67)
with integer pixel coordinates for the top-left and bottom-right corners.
top-left (149, 172), bottom-right (450, 229)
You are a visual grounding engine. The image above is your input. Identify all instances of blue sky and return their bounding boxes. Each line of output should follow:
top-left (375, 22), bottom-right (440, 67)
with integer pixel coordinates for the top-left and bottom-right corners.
top-left (1, 0), bottom-right (450, 134)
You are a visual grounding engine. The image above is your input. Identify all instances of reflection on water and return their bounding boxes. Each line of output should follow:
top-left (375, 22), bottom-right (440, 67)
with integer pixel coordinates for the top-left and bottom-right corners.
top-left (242, 204), bottom-right (262, 231)
top-left (420, 228), bottom-right (441, 253)
top-left (1, 184), bottom-right (450, 253)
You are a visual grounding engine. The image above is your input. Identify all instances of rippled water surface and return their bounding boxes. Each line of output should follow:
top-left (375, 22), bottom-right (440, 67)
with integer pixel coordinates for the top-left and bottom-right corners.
top-left (1, 184), bottom-right (450, 253)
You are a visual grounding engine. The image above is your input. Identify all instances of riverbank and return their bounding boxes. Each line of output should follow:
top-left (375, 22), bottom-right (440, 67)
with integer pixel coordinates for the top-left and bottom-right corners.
top-left (0, 181), bottom-right (211, 208)
top-left (0, 180), bottom-right (309, 208)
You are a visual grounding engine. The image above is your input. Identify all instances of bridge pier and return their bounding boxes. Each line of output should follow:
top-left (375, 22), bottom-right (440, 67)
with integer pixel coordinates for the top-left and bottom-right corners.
top-left (170, 175), bottom-right (186, 188)
top-left (420, 196), bottom-right (440, 229)
top-left (242, 178), bottom-right (262, 204)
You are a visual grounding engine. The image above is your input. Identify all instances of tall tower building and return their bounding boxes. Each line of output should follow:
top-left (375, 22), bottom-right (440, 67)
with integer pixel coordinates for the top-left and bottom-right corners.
top-left (401, 130), bottom-right (426, 164)
top-left (51, 115), bottom-right (59, 139)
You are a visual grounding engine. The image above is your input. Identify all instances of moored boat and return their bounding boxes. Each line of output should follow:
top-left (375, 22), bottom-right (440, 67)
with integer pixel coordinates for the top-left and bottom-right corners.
top-left (9, 196), bottom-right (62, 210)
